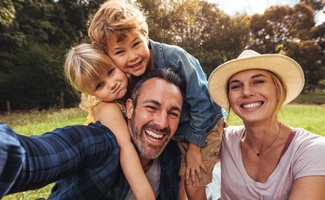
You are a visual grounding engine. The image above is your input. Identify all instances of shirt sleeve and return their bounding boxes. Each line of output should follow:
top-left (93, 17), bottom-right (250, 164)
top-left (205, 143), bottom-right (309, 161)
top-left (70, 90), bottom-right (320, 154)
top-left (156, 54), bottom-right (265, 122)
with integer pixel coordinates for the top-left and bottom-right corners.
top-left (0, 123), bottom-right (25, 198)
top-left (293, 129), bottom-right (325, 179)
top-left (164, 44), bottom-right (224, 146)
top-left (9, 122), bottom-right (119, 193)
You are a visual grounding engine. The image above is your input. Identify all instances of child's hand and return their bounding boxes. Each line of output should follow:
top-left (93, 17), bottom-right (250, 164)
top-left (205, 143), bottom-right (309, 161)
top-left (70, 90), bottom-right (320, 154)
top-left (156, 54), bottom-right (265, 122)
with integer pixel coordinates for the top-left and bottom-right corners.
top-left (185, 143), bottom-right (208, 186)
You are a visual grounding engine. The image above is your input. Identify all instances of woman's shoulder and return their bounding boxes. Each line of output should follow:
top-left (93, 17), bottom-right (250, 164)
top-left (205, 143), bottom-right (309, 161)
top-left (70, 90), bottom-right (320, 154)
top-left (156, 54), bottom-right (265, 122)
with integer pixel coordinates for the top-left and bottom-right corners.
top-left (289, 128), bottom-right (325, 177)
top-left (293, 128), bottom-right (325, 149)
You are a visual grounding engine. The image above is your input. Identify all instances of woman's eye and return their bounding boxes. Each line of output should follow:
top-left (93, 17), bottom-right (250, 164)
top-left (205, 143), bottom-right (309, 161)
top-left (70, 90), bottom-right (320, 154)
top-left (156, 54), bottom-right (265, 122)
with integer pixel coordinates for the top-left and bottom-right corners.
top-left (253, 80), bottom-right (265, 85)
top-left (230, 84), bottom-right (241, 90)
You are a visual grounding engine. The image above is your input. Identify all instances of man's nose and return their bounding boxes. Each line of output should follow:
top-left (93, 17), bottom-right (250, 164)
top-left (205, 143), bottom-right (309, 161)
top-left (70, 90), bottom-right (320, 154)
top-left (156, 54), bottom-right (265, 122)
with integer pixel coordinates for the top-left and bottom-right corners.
top-left (153, 111), bottom-right (168, 129)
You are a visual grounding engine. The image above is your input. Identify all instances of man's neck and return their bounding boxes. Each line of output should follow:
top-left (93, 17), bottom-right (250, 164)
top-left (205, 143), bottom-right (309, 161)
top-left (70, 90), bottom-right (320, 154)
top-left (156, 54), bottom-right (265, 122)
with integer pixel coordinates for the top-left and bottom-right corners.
top-left (140, 157), bottom-right (154, 173)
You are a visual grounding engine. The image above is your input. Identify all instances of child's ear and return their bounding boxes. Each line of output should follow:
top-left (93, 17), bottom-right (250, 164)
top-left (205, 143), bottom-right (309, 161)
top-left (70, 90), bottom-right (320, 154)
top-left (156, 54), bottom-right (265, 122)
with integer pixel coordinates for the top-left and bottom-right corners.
top-left (125, 98), bottom-right (134, 120)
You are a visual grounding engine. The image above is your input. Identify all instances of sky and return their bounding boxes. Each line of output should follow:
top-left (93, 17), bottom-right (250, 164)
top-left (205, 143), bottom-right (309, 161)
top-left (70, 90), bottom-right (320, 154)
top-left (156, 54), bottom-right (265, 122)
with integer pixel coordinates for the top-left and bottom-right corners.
top-left (209, 0), bottom-right (299, 16)
top-left (209, 0), bottom-right (325, 26)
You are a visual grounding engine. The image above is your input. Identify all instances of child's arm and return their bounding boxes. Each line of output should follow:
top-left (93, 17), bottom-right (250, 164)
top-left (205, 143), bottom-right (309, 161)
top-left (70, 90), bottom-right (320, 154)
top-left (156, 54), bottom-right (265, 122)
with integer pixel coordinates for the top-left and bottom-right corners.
top-left (185, 143), bottom-right (207, 186)
top-left (93, 102), bottom-right (155, 200)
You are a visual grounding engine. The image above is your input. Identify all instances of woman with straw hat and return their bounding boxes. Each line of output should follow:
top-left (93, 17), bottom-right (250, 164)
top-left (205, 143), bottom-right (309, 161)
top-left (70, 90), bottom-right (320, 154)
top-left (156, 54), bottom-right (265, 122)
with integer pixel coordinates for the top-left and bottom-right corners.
top-left (208, 50), bottom-right (325, 199)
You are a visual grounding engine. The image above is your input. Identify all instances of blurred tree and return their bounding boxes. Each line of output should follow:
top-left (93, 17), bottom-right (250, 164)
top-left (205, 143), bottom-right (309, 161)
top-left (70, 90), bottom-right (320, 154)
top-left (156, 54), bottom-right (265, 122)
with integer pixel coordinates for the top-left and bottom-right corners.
top-left (138, 0), bottom-right (250, 75)
top-left (250, 3), bottom-right (314, 53)
top-left (0, 0), bottom-right (104, 111)
top-left (0, 0), bottom-right (15, 27)
top-left (302, 0), bottom-right (325, 11)
top-left (137, 0), bottom-right (176, 44)
top-left (193, 2), bottom-right (250, 75)
top-left (249, 2), bottom-right (324, 91)
top-left (286, 40), bottom-right (324, 93)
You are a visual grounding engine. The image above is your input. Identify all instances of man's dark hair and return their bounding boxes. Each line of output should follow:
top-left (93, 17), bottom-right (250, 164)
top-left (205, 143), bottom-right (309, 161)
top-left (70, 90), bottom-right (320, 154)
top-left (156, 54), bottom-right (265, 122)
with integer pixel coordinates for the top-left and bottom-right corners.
top-left (131, 67), bottom-right (183, 107)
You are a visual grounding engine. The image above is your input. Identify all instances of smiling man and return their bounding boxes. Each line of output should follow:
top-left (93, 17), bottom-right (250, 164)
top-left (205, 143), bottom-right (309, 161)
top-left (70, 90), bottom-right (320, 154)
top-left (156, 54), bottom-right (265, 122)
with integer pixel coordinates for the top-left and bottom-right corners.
top-left (1, 68), bottom-right (183, 200)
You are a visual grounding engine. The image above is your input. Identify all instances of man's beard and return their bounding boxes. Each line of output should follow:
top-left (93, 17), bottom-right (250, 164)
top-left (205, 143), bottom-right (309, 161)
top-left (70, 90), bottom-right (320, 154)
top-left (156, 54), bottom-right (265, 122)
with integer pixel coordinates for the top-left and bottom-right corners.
top-left (129, 112), bottom-right (171, 160)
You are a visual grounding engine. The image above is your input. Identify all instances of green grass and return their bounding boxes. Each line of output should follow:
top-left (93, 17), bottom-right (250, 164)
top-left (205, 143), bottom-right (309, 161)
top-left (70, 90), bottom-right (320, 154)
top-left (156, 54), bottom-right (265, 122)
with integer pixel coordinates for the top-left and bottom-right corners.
top-left (1, 101), bottom-right (325, 199)
top-left (2, 108), bottom-right (86, 135)
top-left (292, 90), bottom-right (325, 105)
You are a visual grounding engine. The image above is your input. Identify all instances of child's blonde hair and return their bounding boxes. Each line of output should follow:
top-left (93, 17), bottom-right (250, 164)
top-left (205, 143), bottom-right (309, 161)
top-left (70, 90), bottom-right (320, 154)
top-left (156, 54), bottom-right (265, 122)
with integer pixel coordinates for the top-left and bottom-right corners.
top-left (88, 0), bottom-right (149, 53)
top-left (64, 43), bottom-right (116, 110)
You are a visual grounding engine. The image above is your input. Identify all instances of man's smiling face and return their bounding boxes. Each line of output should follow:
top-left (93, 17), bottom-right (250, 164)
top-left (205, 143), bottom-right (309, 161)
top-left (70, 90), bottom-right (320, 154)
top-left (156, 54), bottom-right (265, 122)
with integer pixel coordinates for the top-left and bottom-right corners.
top-left (126, 77), bottom-right (182, 159)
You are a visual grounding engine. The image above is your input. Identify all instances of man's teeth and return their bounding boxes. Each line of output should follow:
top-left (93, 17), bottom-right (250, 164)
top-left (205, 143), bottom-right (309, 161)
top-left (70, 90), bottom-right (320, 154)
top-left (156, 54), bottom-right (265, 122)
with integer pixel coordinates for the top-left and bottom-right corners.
top-left (242, 102), bottom-right (261, 108)
top-left (145, 130), bottom-right (163, 139)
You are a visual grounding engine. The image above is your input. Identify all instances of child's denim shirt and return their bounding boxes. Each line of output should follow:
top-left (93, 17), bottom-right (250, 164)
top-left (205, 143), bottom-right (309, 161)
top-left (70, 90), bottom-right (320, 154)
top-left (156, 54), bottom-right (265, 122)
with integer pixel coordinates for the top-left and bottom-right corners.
top-left (150, 40), bottom-right (227, 147)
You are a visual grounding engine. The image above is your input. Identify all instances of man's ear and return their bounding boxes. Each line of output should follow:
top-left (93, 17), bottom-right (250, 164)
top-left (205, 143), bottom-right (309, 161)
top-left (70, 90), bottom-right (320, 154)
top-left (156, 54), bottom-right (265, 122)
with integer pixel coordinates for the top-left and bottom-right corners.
top-left (125, 98), bottom-right (134, 119)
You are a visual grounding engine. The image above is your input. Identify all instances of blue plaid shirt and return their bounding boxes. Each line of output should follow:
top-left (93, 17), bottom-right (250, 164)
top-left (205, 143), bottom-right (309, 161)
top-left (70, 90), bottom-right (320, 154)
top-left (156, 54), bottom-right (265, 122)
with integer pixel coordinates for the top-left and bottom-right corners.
top-left (0, 123), bottom-right (25, 199)
top-left (2, 122), bottom-right (180, 199)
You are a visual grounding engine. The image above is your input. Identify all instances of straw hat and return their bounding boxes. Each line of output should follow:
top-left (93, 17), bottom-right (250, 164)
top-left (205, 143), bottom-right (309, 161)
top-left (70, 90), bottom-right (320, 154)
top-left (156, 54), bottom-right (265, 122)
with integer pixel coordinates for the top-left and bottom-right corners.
top-left (208, 50), bottom-right (305, 110)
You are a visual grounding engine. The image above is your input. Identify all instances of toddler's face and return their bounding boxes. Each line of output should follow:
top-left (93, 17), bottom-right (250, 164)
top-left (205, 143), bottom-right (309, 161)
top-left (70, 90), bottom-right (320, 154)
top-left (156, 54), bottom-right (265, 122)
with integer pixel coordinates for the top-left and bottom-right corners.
top-left (106, 29), bottom-right (151, 77)
top-left (86, 67), bottom-right (128, 102)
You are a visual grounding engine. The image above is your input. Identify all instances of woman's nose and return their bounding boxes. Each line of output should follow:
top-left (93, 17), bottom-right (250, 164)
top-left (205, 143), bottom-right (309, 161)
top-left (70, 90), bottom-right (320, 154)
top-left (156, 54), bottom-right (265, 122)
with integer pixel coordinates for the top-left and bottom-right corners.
top-left (242, 85), bottom-right (255, 97)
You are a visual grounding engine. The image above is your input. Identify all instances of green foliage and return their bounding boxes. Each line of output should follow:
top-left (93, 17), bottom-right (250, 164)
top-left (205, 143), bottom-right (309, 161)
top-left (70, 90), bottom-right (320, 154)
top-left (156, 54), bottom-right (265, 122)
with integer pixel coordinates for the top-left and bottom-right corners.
top-left (0, 0), bottom-right (98, 111)
top-left (0, 0), bottom-right (15, 27)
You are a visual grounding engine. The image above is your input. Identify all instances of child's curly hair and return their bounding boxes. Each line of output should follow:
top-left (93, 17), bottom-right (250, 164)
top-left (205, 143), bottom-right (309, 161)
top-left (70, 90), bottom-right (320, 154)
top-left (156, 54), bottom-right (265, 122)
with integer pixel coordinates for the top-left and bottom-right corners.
top-left (88, 0), bottom-right (149, 54)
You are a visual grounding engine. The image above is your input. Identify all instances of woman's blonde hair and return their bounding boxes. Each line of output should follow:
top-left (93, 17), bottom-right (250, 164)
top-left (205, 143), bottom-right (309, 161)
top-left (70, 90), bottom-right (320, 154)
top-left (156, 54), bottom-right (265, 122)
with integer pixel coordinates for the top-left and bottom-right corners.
top-left (64, 43), bottom-right (117, 110)
top-left (88, 0), bottom-right (149, 53)
top-left (268, 70), bottom-right (287, 118)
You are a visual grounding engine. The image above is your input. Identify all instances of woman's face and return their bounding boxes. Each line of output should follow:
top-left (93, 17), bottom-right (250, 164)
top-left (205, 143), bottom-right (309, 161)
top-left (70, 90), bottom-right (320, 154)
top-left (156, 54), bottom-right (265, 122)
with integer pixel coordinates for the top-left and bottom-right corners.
top-left (228, 69), bottom-right (278, 123)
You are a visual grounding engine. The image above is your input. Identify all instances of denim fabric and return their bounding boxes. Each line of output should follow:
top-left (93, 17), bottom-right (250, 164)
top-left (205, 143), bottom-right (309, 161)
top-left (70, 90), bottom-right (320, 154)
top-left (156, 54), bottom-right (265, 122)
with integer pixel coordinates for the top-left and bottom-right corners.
top-left (150, 40), bottom-right (227, 146)
top-left (6, 122), bottom-right (180, 200)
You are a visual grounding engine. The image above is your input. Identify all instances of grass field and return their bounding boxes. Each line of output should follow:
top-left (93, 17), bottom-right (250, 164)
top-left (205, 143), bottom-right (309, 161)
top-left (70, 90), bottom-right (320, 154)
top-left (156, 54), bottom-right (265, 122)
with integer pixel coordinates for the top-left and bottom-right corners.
top-left (1, 97), bottom-right (325, 199)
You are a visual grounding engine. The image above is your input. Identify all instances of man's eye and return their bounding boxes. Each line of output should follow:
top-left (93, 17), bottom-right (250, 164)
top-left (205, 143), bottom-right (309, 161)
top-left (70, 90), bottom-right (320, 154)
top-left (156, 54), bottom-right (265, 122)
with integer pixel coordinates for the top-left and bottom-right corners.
top-left (146, 106), bottom-right (156, 111)
top-left (169, 112), bottom-right (180, 119)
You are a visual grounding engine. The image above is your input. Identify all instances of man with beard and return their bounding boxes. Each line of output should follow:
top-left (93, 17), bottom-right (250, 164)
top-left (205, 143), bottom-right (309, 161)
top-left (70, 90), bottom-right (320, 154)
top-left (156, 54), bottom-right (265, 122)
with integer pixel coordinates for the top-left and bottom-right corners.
top-left (1, 68), bottom-right (183, 200)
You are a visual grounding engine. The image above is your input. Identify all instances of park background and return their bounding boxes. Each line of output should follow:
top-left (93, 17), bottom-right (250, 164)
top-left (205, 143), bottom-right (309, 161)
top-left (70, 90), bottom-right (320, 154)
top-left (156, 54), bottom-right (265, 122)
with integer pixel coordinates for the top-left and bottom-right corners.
top-left (1, 0), bottom-right (325, 199)
top-left (0, 0), bottom-right (324, 112)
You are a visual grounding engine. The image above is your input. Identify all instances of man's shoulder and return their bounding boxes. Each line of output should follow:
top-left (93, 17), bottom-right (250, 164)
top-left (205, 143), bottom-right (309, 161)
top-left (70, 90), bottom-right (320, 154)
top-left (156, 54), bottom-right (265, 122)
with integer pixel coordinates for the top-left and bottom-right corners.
top-left (160, 140), bottom-right (180, 160)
